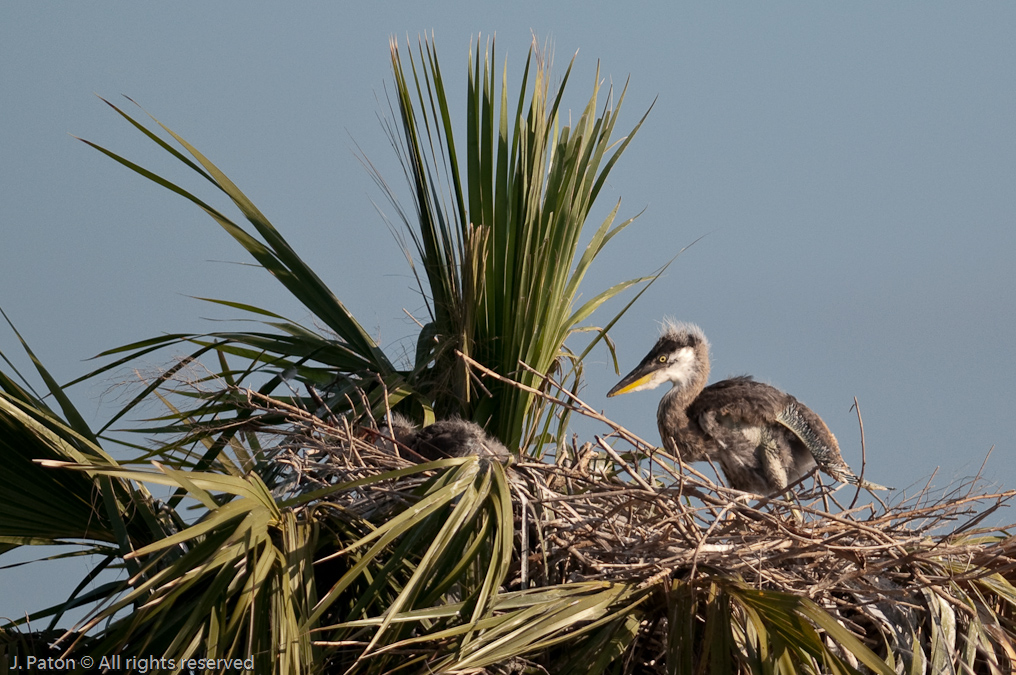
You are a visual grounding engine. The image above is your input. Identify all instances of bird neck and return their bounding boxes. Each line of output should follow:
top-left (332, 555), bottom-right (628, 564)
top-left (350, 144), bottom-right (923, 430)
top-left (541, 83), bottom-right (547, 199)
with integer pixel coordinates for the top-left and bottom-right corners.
top-left (659, 380), bottom-right (701, 424)
top-left (656, 362), bottom-right (710, 458)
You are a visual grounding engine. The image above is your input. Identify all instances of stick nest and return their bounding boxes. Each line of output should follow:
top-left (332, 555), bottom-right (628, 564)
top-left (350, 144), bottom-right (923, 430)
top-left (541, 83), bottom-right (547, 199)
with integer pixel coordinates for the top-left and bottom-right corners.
top-left (248, 387), bottom-right (1016, 671)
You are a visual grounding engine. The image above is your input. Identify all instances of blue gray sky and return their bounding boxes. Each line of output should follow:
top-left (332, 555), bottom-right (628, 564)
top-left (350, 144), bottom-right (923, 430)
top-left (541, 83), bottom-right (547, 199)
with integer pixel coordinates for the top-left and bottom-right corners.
top-left (2, 4), bottom-right (1014, 620)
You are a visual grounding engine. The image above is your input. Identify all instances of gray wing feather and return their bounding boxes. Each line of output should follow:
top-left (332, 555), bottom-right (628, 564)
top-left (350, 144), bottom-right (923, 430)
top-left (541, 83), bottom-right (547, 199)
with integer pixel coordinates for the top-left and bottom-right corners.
top-left (777, 403), bottom-right (889, 491)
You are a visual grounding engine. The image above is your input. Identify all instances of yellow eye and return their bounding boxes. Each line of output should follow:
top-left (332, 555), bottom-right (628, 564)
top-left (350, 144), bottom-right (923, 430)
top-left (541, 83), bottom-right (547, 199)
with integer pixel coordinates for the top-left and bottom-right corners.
top-left (657, 355), bottom-right (667, 363)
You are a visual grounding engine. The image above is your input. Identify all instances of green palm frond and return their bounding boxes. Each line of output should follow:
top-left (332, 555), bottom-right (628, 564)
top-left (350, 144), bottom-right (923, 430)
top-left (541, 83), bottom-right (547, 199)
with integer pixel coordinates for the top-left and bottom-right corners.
top-left (0, 316), bottom-right (166, 633)
top-left (72, 98), bottom-right (423, 438)
top-left (381, 35), bottom-right (657, 452)
top-left (72, 34), bottom-right (659, 460)
top-left (34, 461), bottom-right (316, 674)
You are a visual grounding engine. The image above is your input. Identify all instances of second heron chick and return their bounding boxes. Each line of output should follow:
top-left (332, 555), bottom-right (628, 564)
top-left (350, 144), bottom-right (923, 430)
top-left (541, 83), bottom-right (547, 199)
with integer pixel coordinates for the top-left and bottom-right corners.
top-left (382, 413), bottom-right (510, 462)
top-left (607, 321), bottom-right (887, 495)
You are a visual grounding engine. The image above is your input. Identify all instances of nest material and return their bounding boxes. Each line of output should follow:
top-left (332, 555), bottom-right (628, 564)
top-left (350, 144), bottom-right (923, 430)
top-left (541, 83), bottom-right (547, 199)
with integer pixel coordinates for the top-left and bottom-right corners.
top-left (247, 387), bottom-right (1016, 671)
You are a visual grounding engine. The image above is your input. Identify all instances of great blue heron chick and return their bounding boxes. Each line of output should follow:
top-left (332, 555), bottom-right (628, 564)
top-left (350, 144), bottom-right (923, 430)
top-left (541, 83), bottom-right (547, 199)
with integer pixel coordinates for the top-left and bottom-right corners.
top-left (381, 414), bottom-right (510, 462)
top-left (607, 321), bottom-right (887, 494)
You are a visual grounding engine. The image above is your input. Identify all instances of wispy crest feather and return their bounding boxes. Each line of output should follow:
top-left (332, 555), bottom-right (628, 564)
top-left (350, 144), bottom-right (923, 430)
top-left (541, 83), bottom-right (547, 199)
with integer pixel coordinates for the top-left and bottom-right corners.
top-left (659, 318), bottom-right (708, 346)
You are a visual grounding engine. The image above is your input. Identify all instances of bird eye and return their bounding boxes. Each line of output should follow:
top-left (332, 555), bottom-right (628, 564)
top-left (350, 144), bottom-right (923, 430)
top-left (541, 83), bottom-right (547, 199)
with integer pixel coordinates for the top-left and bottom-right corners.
top-left (657, 355), bottom-right (667, 363)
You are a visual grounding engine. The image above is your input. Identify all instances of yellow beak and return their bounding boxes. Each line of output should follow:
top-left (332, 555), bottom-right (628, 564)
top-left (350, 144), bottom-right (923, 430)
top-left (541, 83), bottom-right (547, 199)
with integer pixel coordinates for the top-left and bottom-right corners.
top-left (606, 371), bottom-right (654, 397)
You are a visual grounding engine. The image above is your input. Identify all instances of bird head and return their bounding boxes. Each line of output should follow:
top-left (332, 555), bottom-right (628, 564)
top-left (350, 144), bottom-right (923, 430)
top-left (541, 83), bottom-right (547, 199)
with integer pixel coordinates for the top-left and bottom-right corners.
top-left (607, 321), bottom-right (710, 397)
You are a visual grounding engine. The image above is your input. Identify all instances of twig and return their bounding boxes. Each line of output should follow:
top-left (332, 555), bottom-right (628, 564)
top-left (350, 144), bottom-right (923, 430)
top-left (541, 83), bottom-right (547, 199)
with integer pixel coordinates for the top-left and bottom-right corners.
top-left (848, 397), bottom-right (866, 510)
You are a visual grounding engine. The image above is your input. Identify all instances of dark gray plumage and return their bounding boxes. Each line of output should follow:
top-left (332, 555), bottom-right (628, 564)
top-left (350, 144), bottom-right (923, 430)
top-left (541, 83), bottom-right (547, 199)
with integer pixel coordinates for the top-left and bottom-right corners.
top-left (607, 321), bottom-right (887, 494)
top-left (381, 413), bottom-right (509, 462)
